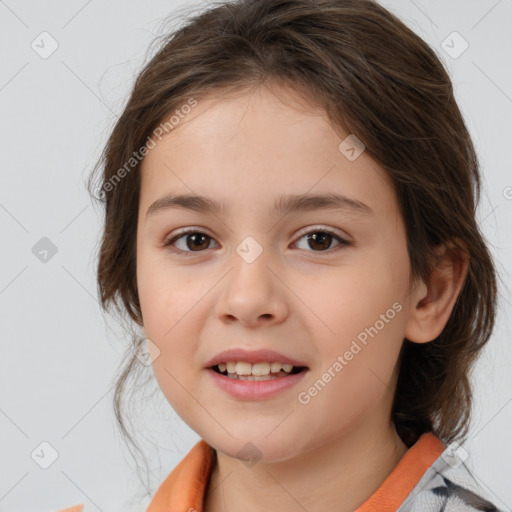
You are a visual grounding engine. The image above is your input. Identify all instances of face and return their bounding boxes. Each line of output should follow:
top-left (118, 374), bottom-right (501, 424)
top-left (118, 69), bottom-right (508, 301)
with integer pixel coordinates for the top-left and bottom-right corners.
top-left (136, 84), bottom-right (416, 462)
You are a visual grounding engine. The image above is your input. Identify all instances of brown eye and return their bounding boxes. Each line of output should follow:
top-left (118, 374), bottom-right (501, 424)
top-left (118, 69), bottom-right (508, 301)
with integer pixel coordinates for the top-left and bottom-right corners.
top-left (164, 230), bottom-right (216, 255)
top-left (305, 232), bottom-right (333, 251)
top-left (294, 228), bottom-right (350, 253)
top-left (163, 226), bottom-right (351, 257)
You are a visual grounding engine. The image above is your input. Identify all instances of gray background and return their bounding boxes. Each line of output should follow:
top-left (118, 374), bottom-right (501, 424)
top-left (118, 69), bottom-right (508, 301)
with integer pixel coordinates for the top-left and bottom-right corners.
top-left (0, 0), bottom-right (511, 511)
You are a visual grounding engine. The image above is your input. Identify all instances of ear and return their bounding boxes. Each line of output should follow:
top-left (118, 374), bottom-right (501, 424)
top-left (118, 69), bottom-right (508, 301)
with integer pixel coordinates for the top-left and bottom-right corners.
top-left (404, 240), bottom-right (469, 344)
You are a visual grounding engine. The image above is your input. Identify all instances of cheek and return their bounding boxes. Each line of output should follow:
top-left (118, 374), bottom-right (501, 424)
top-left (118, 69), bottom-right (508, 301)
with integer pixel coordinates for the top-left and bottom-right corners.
top-left (136, 254), bottom-right (213, 382)
top-left (137, 247), bottom-right (191, 333)
top-left (137, 266), bottom-right (205, 416)
top-left (298, 294), bottom-right (405, 440)
top-left (299, 261), bottom-right (405, 345)
top-left (299, 248), bottom-right (407, 391)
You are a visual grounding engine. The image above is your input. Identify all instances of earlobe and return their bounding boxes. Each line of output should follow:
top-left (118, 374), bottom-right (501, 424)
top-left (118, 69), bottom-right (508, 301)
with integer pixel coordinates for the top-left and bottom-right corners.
top-left (404, 241), bottom-right (469, 344)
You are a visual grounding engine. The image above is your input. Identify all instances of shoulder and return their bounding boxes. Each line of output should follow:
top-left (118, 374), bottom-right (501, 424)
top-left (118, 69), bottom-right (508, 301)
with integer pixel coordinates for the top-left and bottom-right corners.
top-left (397, 448), bottom-right (504, 512)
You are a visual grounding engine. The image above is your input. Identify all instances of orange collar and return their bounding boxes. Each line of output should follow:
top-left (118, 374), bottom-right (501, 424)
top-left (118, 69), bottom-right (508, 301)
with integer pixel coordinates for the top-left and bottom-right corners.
top-left (146, 432), bottom-right (446, 512)
top-left (355, 432), bottom-right (445, 511)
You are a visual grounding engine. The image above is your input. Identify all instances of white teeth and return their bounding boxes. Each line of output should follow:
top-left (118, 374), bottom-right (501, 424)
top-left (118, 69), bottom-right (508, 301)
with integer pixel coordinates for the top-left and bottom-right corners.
top-left (270, 362), bottom-right (282, 373)
top-left (215, 361), bottom-right (300, 376)
top-left (227, 374), bottom-right (275, 381)
top-left (252, 362), bottom-right (270, 376)
top-left (235, 361), bottom-right (252, 375)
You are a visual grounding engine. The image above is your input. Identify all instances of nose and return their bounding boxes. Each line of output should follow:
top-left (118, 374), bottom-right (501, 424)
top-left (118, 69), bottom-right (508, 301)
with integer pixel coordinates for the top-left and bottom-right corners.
top-left (214, 247), bottom-right (289, 328)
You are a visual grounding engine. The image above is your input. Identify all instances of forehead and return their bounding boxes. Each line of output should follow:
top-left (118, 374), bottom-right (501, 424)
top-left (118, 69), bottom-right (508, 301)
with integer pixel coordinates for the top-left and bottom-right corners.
top-left (139, 85), bottom-right (398, 220)
top-left (149, 84), bottom-right (343, 153)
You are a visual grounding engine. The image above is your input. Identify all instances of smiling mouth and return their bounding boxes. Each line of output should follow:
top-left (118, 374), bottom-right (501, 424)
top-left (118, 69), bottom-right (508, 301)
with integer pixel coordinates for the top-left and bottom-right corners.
top-left (211, 364), bottom-right (307, 380)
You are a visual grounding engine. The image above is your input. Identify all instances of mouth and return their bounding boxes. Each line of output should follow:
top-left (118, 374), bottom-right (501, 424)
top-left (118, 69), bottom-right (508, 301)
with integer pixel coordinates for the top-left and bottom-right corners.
top-left (209, 362), bottom-right (308, 381)
top-left (206, 359), bottom-right (310, 400)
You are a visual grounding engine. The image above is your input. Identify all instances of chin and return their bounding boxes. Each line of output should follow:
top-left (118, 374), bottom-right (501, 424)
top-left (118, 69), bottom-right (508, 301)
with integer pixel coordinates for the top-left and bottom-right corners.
top-left (208, 434), bottom-right (302, 464)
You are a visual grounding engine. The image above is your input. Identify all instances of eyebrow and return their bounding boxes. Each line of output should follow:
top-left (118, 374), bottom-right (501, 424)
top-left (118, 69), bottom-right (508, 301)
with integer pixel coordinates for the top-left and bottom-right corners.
top-left (145, 192), bottom-right (374, 221)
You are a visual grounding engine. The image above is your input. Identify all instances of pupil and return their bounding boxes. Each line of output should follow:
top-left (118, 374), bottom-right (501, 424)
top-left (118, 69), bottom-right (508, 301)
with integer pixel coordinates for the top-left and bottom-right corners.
top-left (308, 232), bottom-right (331, 251)
top-left (187, 233), bottom-right (209, 251)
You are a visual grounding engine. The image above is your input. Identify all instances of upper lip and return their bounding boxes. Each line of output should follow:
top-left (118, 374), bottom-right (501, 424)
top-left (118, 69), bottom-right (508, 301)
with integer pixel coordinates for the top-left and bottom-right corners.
top-left (205, 348), bottom-right (309, 368)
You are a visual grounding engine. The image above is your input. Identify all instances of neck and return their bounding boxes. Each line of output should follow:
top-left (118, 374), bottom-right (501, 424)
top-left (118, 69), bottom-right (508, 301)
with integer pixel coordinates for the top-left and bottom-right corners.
top-left (203, 420), bottom-right (409, 512)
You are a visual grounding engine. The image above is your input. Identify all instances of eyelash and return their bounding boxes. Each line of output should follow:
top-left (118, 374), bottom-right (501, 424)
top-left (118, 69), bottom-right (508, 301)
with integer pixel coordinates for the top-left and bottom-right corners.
top-left (162, 226), bottom-right (351, 257)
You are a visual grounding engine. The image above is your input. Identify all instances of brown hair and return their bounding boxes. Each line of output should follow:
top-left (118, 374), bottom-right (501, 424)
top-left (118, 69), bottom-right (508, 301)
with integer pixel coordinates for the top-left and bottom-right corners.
top-left (87, 0), bottom-right (498, 487)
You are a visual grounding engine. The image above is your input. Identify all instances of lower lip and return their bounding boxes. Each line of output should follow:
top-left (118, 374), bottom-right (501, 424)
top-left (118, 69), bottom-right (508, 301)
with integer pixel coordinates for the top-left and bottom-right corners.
top-left (206, 368), bottom-right (309, 400)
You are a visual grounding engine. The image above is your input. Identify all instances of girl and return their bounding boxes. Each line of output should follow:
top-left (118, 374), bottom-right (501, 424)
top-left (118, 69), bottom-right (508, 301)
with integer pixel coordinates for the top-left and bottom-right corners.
top-left (81, 0), bottom-right (504, 510)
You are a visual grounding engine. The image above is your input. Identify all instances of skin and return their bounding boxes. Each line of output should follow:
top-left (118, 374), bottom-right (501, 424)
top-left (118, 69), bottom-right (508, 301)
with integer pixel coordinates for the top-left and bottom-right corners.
top-left (136, 83), bottom-right (468, 512)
